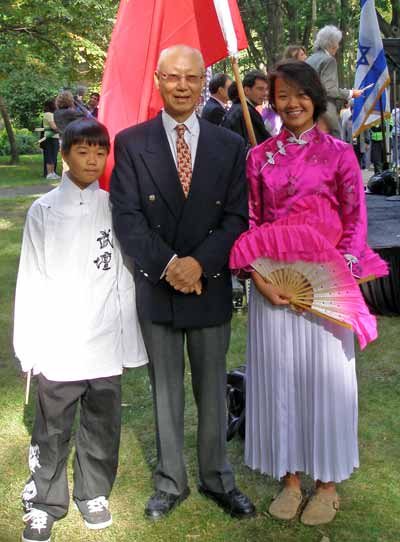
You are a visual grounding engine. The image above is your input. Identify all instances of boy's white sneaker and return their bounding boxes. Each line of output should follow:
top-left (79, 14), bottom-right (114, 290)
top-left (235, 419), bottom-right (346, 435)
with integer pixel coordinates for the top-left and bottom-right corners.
top-left (75, 496), bottom-right (112, 530)
top-left (46, 173), bottom-right (60, 180)
top-left (22, 508), bottom-right (54, 542)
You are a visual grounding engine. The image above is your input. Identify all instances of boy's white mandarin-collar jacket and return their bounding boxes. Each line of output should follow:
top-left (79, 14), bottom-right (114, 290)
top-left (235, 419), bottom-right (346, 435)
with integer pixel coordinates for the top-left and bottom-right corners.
top-left (13, 174), bottom-right (148, 381)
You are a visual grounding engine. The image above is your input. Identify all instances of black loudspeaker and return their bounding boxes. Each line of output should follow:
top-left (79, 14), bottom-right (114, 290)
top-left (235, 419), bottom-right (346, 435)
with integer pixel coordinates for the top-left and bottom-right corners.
top-left (226, 367), bottom-right (246, 441)
top-left (367, 170), bottom-right (397, 196)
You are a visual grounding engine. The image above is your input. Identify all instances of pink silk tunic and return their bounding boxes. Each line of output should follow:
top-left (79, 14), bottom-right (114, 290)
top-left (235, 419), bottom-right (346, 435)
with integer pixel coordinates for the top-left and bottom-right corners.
top-left (247, 125), bottom-right (369, 276)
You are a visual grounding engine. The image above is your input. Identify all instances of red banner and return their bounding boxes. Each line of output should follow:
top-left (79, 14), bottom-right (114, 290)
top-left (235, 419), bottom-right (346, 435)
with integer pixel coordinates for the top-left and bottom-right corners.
top-left (98, 0), bottom-right (247, 189)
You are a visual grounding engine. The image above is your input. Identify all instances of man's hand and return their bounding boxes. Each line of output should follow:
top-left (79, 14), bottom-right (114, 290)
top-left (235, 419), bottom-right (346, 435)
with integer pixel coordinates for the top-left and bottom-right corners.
top-left (166, 257), bottom-right (203, 292)
top-left (251, 270), bottom-right (290, 305)
top-left (179, 280), bottom-right (202, 295)
top-left (352, 88), bottom-right (364, 98)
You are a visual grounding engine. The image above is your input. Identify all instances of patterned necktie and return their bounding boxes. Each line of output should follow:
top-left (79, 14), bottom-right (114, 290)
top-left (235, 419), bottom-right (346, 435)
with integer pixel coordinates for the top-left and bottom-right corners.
top-left (175, 124), bottom-right (192, 197)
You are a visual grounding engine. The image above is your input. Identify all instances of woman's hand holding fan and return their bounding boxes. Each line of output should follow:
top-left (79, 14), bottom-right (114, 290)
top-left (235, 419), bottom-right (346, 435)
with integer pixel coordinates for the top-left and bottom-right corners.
top-left (251, 270), bottom-right (290, 306)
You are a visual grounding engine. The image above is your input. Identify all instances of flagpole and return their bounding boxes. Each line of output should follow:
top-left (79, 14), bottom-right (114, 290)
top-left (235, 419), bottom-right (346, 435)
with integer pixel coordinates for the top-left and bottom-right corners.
top-left (387, 67), bottom-right (400, 200)
top-left (379, 95), bottom-right (389, 170)
top-left (230, 57), bottom-right (257, 147)
top-left (25, 369), bottom-right (31, 406)
top-left (393, 69), bottom-right (399, 194)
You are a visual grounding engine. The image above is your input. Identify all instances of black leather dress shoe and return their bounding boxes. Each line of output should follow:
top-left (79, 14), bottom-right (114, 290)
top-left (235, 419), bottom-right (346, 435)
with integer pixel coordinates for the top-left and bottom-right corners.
top-left (145, 487), bottom-right (190, 520)
top-left (198, 484), bottom-right (256, 518)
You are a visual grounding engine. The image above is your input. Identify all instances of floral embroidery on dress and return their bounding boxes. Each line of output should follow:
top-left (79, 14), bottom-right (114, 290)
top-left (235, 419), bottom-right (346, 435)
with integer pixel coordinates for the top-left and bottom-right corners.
top-left (266, 151), bottom-right (275, 165)
top-left (287, 135), bottom-right (308, 145)
top-left (277, 140), bottom-right (286, 155)
top-left (261, 128), bottom-right (312, 172)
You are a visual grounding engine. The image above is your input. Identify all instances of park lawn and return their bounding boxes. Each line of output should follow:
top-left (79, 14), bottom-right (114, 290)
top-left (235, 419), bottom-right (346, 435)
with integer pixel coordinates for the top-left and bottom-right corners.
top-left (0, 195), bottom-right (399, 542)
top-left (0, 155), bottom-right (51, 187)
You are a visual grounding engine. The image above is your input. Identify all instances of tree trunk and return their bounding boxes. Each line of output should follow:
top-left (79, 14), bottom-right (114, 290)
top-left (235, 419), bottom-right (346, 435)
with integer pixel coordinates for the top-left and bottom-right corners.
top-left (303, 0), bottom-right (317, 51)
top-left (0, 95), bottom-right (18, 164)
top-left (338, 0), bottom-right (350, 88)
top-left (263, 0), bottom-right (285, 68)
top-left (239, 0), bottom-right (266, 68)
top-left (376, 3), bottom-right (400, 37)
top-left (284, 0), bottom-right (299, 44)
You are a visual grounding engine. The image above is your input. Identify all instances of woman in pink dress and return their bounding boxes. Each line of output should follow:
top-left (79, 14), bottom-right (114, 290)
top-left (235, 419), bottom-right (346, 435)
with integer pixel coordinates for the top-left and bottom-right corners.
top-left (240, 61), bottom-right (381, 526)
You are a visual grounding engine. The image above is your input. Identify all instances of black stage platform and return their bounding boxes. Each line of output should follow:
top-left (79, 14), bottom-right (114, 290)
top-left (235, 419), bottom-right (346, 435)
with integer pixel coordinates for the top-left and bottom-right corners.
top-left (361, 195), bottom-right (400, 314)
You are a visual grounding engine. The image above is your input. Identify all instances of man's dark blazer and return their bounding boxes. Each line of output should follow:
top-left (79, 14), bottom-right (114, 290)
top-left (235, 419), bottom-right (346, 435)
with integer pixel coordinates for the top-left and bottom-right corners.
top-left (110, 113), bottom-right (248, 329)
top-left (201, 97), bottom-right (226, 125)
top-left (222, 100), bottom-right (270, 146)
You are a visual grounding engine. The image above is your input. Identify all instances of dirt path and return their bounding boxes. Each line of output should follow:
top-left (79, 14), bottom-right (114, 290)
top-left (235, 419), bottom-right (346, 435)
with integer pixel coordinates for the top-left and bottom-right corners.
top-left (0, 184), bottom-right (54, 199)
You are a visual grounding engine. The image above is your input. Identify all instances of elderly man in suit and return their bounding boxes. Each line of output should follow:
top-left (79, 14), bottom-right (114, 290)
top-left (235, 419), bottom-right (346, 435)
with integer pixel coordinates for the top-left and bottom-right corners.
top-left (307, 25), bottom-right (363, 138)
top-left (110, 44), bottom-right (255, 521)
top-left (201, 72), bottom-right (232, 125)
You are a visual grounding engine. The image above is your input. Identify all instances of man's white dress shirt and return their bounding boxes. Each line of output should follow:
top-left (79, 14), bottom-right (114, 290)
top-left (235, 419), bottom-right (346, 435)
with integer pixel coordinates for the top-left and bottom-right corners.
top-left (13, 174), bottom-right (148, 381)
top-left (161, 110), bottom-right (200, 168)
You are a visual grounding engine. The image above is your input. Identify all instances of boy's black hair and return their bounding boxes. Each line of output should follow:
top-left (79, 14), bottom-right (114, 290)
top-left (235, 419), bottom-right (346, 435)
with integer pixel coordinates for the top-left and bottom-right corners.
top-left (61, 118), bottom-right (110, 153)
top-left (268, 60), bottom-right (327, 121)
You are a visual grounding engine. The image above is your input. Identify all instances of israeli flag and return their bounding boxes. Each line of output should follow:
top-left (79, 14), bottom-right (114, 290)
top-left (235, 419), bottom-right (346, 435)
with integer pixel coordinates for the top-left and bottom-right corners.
top-left (352, 0), bottom-right (391, 137)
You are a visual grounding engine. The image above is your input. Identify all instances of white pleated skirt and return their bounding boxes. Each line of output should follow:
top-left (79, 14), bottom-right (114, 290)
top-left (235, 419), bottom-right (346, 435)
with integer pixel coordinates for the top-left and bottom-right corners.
top-left (245, 285), bottom-right (359, 483)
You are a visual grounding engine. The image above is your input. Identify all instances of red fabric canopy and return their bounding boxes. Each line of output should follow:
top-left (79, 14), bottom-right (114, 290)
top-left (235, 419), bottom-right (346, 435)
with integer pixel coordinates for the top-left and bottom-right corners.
top-left (98, 0), bottom-right (247, 189)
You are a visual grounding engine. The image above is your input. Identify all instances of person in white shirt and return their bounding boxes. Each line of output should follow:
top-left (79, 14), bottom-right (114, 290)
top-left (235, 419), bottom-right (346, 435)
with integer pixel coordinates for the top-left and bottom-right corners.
top-left (14, 118), bottom-right (148, 542)
top-left (392, 101), bottom-right (400, 166)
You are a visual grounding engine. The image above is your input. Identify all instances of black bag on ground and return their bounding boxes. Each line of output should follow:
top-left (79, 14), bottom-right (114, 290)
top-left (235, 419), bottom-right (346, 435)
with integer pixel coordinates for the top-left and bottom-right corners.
top-left (367, 170), bottom-right (396, 196)
top-left (226, 367), bottom-right (246, 441)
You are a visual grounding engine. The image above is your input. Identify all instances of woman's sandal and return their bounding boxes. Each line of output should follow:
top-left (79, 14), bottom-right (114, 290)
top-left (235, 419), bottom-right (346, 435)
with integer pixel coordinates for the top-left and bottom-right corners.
top-left (268, 486), bottom-right (303, 520)
top-left (300, 491), bottom-right (340, 525)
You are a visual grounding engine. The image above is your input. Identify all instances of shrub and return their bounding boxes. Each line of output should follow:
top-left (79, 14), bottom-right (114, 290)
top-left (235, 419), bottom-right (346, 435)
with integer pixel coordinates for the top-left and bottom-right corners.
top-left (0, 128), bottom-right (41, 156)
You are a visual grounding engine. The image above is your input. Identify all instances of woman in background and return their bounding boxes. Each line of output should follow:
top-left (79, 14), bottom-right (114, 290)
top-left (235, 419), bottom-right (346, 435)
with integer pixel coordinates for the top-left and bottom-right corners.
top-left (42, 99), bottom-right (60, 180)
top-left (282, 44), bottom-right (308, 61)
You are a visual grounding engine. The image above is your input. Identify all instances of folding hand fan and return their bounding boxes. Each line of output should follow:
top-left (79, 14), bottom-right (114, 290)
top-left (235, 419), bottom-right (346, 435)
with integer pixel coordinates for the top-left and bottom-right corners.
top-left (251, 257), bottom-right (364, 330)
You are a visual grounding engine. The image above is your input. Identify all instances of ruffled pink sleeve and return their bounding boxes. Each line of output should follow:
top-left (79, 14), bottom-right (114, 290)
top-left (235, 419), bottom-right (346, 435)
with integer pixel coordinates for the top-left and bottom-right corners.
top-left (246, 149), bottom-right (263, 229)
top-left (335, 145), bottom-right (367, 264)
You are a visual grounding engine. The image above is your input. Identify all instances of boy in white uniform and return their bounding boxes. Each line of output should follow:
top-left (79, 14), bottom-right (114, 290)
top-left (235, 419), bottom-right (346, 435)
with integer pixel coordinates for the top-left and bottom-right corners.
top-left (14, 119), bottom-right (148, 542)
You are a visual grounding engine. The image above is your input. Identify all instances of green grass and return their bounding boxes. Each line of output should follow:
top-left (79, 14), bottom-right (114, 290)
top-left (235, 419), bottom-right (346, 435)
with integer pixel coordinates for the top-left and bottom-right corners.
top-left (0, 155), bottom-right (50, 187)
top-left (0, 195), bottom-right (399, 542)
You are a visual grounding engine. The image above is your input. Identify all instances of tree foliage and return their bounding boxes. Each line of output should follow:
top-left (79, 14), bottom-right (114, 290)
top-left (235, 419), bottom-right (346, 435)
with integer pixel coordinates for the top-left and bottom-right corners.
top-left (237, 0), bottom-right (399, 83)
top-left (0, 0), bottom-right (118, 160)
top-left (0, 0), bottom-right (118, 81)
top-left (0, 0), bottom-right (399, 161)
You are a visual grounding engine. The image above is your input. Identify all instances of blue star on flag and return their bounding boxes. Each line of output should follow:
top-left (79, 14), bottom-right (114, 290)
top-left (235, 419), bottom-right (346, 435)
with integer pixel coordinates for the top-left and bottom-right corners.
top-left (357, 44), bottom-right (370, 67)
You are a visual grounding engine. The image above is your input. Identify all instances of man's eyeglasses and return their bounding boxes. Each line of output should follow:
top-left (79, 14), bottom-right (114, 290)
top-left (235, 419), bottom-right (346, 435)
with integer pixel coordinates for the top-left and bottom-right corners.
top-left (157, 72), bottom-right (204, 85)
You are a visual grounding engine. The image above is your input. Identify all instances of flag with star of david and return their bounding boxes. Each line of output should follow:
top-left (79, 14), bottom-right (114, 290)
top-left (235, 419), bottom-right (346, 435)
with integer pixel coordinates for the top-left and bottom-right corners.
top-left (352, 0), bottom-right (391, 137)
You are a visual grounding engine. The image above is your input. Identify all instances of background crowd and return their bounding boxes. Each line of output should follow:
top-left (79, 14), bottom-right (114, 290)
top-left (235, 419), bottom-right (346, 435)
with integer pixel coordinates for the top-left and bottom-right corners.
top-left (39, 90), bottom-right (100, 180)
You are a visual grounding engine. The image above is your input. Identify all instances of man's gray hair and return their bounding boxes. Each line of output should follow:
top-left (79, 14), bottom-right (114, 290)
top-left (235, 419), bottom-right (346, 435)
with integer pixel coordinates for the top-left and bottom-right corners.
top-left (157, 44), bottom-right (205, 72)
top-left (314, 25), bottom-right (343, 52)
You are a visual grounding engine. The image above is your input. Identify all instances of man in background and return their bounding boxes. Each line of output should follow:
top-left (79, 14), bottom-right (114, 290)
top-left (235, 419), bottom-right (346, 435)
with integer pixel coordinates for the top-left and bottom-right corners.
top-left (87, 92), bottom-right (100, 118)
top-left (222, 69), bottom-right (270, 146)
top-left (201, 73), bottom-right (232, 125)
